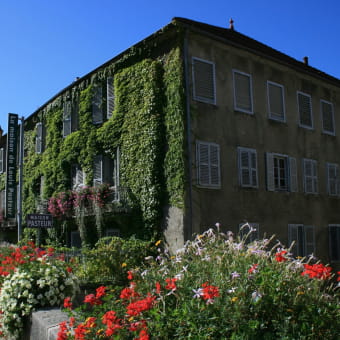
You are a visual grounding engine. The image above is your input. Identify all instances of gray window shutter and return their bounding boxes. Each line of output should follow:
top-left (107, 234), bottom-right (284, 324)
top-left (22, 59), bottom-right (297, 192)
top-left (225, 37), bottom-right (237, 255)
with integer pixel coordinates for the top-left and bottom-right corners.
top-left (321, 100), bottom-right (335, 134)
top-left (35, 123), bottom-right (43, 154)
top-left (92, 85), bottom-right (103, 124)
top-left (289, 157), bottom-right (298, 192)
top-left (239, 149), bottom-right (250, 186)
top-left (93, 155), bottom-right (103, 186)
top-left (233, 71), bottom-right (253, 113)
top-left (197, 143), bottom-right (210, 186)
top-left (268, 82), bottom-right (285, 121)
top-left (192, 58), bottom-right (216, 104)
top-left (210, 144), bottom-right (220, 186)
top-left (288, 224), bottom-right (300, 256)
top-left (0, 148), bottom-right (3, 173)
top-left (266, 153), bottom-right (275, 191)
top-left (298, 92), bottom-right (313, 128)
top-left (250, 151), bottom-right (258, 187)
top-left (63, 102), bottom-right (72, 137)
top-left (40, 176), bottom-right (45, 199)
top-left (329, 225), bottom-right (340, 261)
top-left (107, 77), bottom-right (115, 119)
top-left (0, 190), bottom-right (5, 210)
top-left (304, 225), bottom-right (315, 256)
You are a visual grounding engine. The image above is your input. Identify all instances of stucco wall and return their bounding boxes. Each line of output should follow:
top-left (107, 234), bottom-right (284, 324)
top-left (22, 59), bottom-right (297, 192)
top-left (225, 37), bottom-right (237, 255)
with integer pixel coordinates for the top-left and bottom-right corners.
top-left (186, 31), bottom-right (340, 264)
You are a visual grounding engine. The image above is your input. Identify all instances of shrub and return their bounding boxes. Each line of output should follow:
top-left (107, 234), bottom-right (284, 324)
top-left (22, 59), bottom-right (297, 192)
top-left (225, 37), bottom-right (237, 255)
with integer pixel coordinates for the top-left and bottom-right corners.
top-left (58, 226), bottom-right (340, 339)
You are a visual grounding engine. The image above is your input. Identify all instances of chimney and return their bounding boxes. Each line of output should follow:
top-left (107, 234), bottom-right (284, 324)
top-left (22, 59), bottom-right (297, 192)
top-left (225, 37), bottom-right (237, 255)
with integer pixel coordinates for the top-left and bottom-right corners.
top-left (303, 56), bottom-right (309, 65)
top-left (229, 18), bottom-right (234, 30)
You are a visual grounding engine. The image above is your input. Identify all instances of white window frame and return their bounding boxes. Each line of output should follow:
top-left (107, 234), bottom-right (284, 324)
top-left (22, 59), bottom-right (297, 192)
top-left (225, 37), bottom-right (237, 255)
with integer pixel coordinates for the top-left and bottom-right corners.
top-left (326, 162), bottom-right (340, 196)
top-left (71, 164), bottom-right (85, 190)
top-left (233, 70), bottom-right (253, 114)
top-left (0, 148), bottom-right (4, 173)
top-left (239, 223), bottom-right (259, 243)
top-left (321, 100), bottom-right (335, 135)
top-left (297, 91), bottom-right (313, 129)
top-left (267, 81), bottom-right (286, 122)
top-left (266, 153), bottom-right (297, 192)
top-left (329, 224), bottom-right (340, 262)
top-left (288, 224), bottom-right (315, 257)
top-left (196, 141), bottom-right (221, 188)
top-left (302, 159), bottom-right (318, 194)
top-left (237, 147), bottom-right (258, 188)
top-left (192, 57), bottom-right (216, 105)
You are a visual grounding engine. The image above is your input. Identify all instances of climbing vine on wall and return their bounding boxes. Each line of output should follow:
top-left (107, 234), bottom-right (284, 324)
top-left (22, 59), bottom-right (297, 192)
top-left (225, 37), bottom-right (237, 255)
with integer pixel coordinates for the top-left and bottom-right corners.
top-left (19, 37), bottom-right (186, 245)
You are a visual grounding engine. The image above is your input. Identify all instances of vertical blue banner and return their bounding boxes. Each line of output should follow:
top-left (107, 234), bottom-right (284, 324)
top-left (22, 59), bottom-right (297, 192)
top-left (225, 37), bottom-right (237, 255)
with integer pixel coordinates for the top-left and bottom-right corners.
top-left (6, 113), bottom-right (18, 218)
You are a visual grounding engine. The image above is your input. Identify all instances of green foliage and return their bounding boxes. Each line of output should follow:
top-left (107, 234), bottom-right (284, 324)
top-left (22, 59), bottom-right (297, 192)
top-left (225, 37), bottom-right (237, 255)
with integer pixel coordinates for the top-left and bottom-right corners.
top-left (21, 44), bottom-right (186, 245)
top-left (73, 236), bottom-right (156, 286)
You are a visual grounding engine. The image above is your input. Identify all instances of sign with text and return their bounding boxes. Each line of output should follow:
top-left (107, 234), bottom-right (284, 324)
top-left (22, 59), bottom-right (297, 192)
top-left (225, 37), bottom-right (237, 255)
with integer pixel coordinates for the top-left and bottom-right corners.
top-left (26, 214), bottom-right (53, 228)
top-left (6, 113), bottom-right (18, 218)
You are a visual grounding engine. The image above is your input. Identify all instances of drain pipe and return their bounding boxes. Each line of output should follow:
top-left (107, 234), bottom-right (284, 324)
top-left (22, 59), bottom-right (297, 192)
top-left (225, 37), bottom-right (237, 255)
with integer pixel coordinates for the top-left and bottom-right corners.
top-left (183, 30), bottom-right (193, 240)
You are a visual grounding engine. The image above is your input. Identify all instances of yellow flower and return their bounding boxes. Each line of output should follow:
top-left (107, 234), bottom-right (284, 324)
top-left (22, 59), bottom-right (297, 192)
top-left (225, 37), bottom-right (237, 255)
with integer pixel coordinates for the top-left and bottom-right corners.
top-left (297, 291), bottom-right (304, 296)
top-left (121, 262), bottom-right (127, 268)
top-left (155, 240), bottom-right (162, 246)
top-left (231, 297), bottom-right (238, 302)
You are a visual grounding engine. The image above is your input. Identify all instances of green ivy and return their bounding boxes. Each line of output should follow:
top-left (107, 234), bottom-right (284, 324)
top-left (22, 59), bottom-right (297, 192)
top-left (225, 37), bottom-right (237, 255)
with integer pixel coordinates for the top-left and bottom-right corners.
top-left (19, 41), bottom-right (186, 246)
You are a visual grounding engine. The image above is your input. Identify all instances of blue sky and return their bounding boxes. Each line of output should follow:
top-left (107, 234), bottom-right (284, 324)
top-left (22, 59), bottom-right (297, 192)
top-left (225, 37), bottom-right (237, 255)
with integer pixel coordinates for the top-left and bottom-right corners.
top-left (0, 0), bottom-right (339, 133)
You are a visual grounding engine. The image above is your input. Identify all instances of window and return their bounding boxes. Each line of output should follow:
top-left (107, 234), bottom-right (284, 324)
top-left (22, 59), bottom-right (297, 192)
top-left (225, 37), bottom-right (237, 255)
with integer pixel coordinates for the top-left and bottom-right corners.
top-left (233, 70), bottom-right (253, 114)
top-left (93, 149), bottom-right (119, 189)
top-left (329, 225), bottom-right (340, 261)
top-left (70, 231), bottom-right (81, 248)
top-left (107, 77), bottom-right (115, 119)
top-left (326, 163), bottom-right (340, 196)
top-left (0, 148), bottom-right (4, 173)
top-left (92, 84), bottom-right (103, 124)
top-left (303, 159), bottom-right (318, 194)
top-left (106, 228), bottom-right (120, 237)
top-left (297, 92), bottom-right (313, 129)
top-left (192, 57), bottom-right (216, 104)
top-left (288, 224), bottom-right (315, 257)
top-left (35, 122), bottom-right (43, 154)
top-left (267, 81), bottom-right (285, 121)
top-left (71, 164), bottom-right (85, 190)
top-left (239, 223), bottom-right (259, 243)
top-left (321, 100), bottom-right (335, 135)
top-left (266, 153), bottom-right (297, 192)
top-left (237, 147), bottom-right (258, 188)
top-left (63, 101), bottom-right (78, 137)
top-left (196, 141), bottom-right (221, 188)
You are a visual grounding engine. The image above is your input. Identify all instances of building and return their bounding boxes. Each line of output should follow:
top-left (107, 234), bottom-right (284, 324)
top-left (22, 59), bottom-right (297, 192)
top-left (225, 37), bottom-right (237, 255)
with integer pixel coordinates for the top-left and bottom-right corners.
top-left (0, 17), bottom-right (339, 266)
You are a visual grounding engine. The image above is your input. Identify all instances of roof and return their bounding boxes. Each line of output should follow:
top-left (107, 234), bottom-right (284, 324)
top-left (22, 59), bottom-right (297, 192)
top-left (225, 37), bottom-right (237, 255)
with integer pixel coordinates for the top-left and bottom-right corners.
top-left (172, 17), bottom-right (340, 86)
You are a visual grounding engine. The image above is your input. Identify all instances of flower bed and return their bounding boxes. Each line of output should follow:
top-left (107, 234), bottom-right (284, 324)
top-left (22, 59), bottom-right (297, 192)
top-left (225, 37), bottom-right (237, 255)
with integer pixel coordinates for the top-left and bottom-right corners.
top-left (0, 243), bottom-right (79, 339)
top-left (57, 226), bottom-right (340, 339)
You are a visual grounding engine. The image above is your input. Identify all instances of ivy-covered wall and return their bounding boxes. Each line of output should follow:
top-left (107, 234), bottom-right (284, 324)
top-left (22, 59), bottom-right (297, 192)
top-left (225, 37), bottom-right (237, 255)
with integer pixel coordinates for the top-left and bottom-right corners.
top-left (3, 34), bottom-right (187, 246)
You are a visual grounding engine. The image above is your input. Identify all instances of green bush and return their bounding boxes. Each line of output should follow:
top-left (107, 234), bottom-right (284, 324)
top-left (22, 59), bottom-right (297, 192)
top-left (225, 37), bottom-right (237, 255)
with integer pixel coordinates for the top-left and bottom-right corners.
top-left (73, 236), bottom-right (156, 287)
top-left (58, 227), bottom-right (340, 339)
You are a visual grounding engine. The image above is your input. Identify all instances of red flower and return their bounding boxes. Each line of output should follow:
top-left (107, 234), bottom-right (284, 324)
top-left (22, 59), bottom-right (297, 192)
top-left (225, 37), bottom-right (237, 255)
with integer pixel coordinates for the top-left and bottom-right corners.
top-left (127, 295), bottom-right (156, 316)
top-left (248, 264), bottom-right (259, 274)
top-left (155, 282), bottom-right (161, 294)
top-left (165, 278), bottom-right (177, 290)
top-left (63, 297), bottom-right (73, 309)
top-left (127, 271), bottom-right (133, 280)
top-left (134, 329), bottom-right (150, 340)
top-left (57, 321), bottom-right (68, 340)
top-left (337, 271), bottom-right (340, 282)
top-left (66, 266), bottom-right (73, 273)
top-left (84, 293), bottom-right (102, 306)
top-left (120, 286), bottom-right (139, 300)
top-left (201, 283), bottom-right (219, 301)
top-left (96, 286), bottom-right (106, 298)
top-left (301, 263), bottom-right (332, 280)
top-left (275, 250), bottom-right (288, 262)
